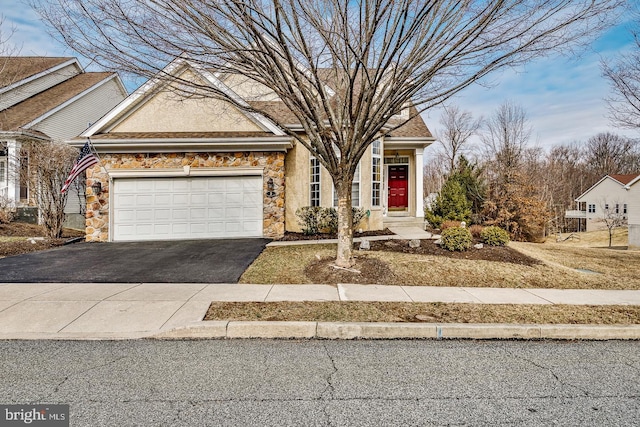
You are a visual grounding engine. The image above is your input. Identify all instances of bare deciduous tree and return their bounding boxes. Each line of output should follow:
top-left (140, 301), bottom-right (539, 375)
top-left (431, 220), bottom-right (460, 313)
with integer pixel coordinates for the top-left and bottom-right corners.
top-left (482, 101), bottom-right (532, 179)
top-left (584, 132), bottom-right (640, 177)
top-left (32, 0), bottom-right (623, 266)
top-left (20, 141), bottom-right (77, 238)
top-left (603, 10), bottom-right (640, 129)
top-left (598, 199), bottom-right (628, 248)
top-left (436, 105), bottom-right (482, 173)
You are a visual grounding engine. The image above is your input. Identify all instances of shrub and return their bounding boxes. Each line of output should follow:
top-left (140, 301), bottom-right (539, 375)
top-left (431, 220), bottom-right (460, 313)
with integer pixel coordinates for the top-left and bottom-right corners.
top-left (295, 206), bottom-right (323, 235)
top-left (318, 207), bottom-right (338, 233)
top-left (352, 207), bottom-right (367, 229)
top-left (480, 226), bottom-right (510, 246)
top-left (440, 226), bottom-right (472, 251)
top-left (469, 224), bottom-right (484, 239)
top-left (299, 206), bottom-right (368, 234)
top-left (0, 196), bottom-right (15, 224)
top-left (440, 220), bottom-right (461, 231)
top-left (424, 178), bottom-right (471, 228)
top-left (320, 207), bottom-right (367, 233)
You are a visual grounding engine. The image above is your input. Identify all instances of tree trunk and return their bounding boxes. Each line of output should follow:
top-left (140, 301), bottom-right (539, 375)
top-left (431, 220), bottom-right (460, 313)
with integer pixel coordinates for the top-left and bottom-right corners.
top-left (335, 181), bottom-right (354, 268)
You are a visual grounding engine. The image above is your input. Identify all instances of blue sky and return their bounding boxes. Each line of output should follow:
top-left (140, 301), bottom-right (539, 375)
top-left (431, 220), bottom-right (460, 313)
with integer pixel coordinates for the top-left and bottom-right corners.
top-left (1, 0), bottom-right (638, 150)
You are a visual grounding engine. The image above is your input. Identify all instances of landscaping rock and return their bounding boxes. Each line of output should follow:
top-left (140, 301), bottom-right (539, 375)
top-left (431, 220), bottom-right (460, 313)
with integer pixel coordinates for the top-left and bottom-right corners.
top-left (434, 239), bottom-right (442, 245)
top-left (409, 239), bottom-right (421, 248)
top-left (474, 243), bottom-right (484, 249)
top-left (359, 239), bottom-right (370, 250)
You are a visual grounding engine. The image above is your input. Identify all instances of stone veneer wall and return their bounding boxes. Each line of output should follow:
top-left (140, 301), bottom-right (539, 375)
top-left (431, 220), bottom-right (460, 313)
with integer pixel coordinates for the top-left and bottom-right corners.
top-left (85, 152), bottom-right (285, 242)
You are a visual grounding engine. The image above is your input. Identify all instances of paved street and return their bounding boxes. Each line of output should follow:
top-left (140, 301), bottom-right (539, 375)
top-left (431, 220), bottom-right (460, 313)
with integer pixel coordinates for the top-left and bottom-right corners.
top-left (0, 339), bottom-right (638, 426)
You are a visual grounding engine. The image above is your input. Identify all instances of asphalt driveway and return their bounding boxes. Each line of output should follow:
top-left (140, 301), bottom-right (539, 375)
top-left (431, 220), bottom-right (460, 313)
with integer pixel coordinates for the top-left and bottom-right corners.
top-left (0, 239), bottom-right (271, 283)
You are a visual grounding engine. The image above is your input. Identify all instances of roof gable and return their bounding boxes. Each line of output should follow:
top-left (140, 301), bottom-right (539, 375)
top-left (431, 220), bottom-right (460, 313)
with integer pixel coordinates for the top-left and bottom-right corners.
top-left (575, 174), bottom-right (635, 201)
top-left (0, 72), bottom-right (117, 132)
top-left (610, 174), bottom-right (640, 185)
top-left (83, 57), bottom-right (284, 137)
top-left (0, 57), bottom-right (79, 91)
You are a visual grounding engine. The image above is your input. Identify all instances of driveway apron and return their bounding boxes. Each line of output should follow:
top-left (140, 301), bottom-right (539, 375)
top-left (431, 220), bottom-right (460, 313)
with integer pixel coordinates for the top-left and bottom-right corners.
top-left (0, 239), bottom-right (270, 283)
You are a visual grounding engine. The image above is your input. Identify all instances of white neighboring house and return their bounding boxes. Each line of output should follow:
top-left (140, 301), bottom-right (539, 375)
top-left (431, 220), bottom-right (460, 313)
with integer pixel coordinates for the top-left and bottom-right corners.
top-left (565, 174), bottom-right (639, 232)
top-left (0, 57), bottom-right (127, 227)
top-left (625, 175), bottom-right (640, 249)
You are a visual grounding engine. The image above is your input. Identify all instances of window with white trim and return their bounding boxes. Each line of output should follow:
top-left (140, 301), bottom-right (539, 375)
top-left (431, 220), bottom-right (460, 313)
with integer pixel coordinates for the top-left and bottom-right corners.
top-left (333, 162), bottom-right (361, 207)
top-left (0, 160), bottom-right (5, 183)
top-left (615, 204), bottom-right (620, 214)
top-left (310, 156), bottom-right (320, 207)
top-left (588, 204), bottom-right (596, 213)
top-left (624, 204), bottom-right (628, 214)
top-left (371, 140), bottom-right (381, 206)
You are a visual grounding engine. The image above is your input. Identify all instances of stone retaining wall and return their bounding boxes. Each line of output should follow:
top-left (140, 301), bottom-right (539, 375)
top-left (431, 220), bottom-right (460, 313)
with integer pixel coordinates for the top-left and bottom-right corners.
top-left (85, 152), bottom-right (285, 242)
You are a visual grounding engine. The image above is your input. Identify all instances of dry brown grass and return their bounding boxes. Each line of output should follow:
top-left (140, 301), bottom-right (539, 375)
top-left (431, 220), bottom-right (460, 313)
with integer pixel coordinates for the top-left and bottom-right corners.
top-left (240, 242), bottom-right (640, 289)
top-left (205, 301), bottom-right (640, 324)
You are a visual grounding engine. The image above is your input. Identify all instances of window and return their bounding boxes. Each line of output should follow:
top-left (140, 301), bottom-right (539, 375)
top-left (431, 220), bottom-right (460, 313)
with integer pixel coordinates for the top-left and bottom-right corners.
top-left (624, 204), bottom-right (628, 215)
top-left (371, 140), bottom-right (381, 207)
top-left (0, 161), bottom-right (5, 183)
top-left (588, 204), bottom-right (596, 213)
top-left (333, 162), bottom-right (361, 207)
top-left (605, 203), bottom-right (609, 211)
top-left (615, 204), bottom-right (620, 214)
top-left (310, 156), bottom-right (320, 206)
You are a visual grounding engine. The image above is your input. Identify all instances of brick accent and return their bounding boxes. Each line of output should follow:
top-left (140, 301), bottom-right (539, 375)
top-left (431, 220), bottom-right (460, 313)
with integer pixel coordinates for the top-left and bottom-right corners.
top-left (85, 152), bottom-right (285, 242)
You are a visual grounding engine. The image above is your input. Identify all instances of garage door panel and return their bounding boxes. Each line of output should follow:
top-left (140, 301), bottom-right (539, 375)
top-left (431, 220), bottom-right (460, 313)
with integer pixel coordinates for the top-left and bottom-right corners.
top-left (113, 176), bottom-right (263, 241)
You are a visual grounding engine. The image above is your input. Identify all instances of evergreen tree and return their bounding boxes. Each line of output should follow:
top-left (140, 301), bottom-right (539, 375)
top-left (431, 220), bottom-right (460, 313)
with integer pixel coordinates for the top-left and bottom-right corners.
top-left (425, 178), bottom-right (472, 229)
top-left (449, 156), bottom-right (486, 223)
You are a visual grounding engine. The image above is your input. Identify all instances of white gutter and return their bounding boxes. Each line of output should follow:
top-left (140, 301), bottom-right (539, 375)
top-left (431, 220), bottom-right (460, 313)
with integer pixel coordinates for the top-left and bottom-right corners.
top-left (67, 137), bottom-right (293, 153)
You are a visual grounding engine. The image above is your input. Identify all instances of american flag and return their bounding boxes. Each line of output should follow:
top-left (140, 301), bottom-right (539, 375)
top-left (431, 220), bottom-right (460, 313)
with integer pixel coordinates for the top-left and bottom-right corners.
top-left (61, 140), bottom-right (99, 193)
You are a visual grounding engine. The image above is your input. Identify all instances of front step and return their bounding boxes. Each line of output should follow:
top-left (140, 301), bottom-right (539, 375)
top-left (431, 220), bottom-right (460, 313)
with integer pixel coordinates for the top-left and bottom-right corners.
top-left (383, 216), bottom-right (426, 229)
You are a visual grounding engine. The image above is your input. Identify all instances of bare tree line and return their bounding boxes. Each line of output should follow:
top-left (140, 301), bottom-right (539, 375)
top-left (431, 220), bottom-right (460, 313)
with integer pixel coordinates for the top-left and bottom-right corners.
top-left (425, 101), bottom-right (640, 237)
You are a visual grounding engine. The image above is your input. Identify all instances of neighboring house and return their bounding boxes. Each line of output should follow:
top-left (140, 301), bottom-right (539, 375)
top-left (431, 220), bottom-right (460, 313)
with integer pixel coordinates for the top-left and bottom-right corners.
top-left (0, 56), bottom-right (127, 227)
top-left (625, 175), bottom-right (640, 249)
top-left (71, 57), bottom-right (434, 242)
top-left (565, 174), bottom-right (638, 232)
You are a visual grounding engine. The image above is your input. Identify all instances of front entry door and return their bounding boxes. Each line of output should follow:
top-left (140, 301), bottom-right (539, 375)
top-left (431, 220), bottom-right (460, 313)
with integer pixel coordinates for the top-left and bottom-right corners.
top-left (388, 165), bottom-right (408, 210)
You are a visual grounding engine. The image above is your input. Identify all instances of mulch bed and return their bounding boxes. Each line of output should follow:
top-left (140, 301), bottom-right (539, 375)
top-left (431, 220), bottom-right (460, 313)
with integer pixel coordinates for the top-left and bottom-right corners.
top-left (278, 228), bottom-right (395, 241)
top-left (0, 222), bottom-right (84, 258)
top-left (367, 239), bottom-right (542, 266)
top-left (305, 256), bottom-right (399, 285)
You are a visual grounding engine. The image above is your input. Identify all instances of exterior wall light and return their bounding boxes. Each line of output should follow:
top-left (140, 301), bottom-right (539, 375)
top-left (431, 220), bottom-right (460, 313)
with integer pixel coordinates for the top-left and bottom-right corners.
top-left (266, 177), bottom-right (276, 198)
top-left (91, 181), bottom-right (102, 195)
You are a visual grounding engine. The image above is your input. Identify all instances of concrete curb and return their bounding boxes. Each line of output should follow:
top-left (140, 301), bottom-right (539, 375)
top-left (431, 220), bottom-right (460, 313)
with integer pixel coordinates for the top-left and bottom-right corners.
top-left (151, 321), bottom-right (640, 341)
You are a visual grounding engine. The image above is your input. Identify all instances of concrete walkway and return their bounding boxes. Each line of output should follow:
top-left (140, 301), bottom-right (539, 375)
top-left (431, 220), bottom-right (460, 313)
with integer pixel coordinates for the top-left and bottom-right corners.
top-left (0, 282), bottom-right (639, 340)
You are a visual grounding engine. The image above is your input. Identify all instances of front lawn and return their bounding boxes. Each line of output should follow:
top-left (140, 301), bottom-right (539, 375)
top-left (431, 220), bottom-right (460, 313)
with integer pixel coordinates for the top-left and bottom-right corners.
top-left (205, 301), bottom-right (640, 324)
top-left (0, 222), bottom-right (84, 258)
top-left (240, 239), bottom-right (640, 290)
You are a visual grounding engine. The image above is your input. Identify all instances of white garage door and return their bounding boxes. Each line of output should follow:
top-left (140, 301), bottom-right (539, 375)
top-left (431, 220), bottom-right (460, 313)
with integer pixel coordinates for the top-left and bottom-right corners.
top-left (113, 176), bottom-right (263, 241)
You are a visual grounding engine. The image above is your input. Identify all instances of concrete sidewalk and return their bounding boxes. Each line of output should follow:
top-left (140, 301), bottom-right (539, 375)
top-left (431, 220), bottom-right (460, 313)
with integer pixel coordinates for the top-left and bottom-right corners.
top-left (0, 283), bottom-right (639, 340)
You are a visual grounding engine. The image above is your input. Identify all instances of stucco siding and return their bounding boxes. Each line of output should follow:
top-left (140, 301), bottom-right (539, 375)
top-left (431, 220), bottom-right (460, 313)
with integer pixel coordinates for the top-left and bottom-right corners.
top-left (220, 74), bottom-right (280, 101)
top-left (32, 78), bottom-right (126, 141)
top-left (0, 63), bottom-right (80, 111)
top-left (284, 142), bottom-right (383, 233)
top-left (112, 70), bottom-right (263, 133)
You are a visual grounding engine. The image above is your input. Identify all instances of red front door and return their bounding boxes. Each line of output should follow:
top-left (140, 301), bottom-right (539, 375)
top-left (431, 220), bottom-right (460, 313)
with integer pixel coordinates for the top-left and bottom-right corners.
top-left (388, 165), bottom-right (408, 210)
